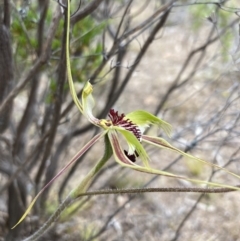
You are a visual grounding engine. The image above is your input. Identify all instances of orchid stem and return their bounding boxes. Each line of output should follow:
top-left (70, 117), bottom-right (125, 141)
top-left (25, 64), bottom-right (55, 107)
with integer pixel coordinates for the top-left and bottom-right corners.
top-left (70, 135), bottom-right (113, 199)
top-left (22, 195), bottom-right (72, 241)
top-left (22, 135), bottom-right (112, 241)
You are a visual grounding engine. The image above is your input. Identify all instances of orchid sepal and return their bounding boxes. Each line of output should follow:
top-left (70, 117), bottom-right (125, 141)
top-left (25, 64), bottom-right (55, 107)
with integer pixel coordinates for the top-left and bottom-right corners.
top-left (142, 135), bottom-right (240, 181)
top-left (66, 7), bottom-right (83, 114)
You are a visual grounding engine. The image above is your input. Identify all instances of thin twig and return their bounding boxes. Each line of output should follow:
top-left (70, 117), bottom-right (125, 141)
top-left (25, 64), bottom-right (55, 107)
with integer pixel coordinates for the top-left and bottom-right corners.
top-left (75, 186), bottom-right (238, 198)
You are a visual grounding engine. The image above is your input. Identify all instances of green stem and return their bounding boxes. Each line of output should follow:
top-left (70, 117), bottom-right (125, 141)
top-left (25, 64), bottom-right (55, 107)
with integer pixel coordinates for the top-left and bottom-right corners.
top-left (22, 135), bottom-right (112, 241)
top-left (23, 195), bottom-right (72, 241)
top-left (70, 134), bottom-right (113, 198)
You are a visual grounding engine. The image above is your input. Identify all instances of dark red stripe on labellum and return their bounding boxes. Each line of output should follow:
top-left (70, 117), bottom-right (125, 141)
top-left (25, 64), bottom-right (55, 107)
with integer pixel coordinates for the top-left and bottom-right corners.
top-left (108, 109), bottom-right (142, 140)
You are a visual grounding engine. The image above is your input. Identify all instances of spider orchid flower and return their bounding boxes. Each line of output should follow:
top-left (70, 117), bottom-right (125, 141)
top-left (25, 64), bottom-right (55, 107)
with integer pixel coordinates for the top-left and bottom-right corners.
top-left (67, 81), bottom-right (240, 185)
top-left (80, 81), bottom-right (173, 172)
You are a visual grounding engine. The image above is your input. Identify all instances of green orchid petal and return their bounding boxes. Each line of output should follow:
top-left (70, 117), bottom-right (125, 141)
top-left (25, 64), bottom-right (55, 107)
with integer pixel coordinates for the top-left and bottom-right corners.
top-left (112, 127), bottom-right (149, 167)
top-left (125, 110), bottom-right (172, 136)
top-left (108, 131), bottom-right (240, 190)
top-left (81, 81), bottom-right (100, 126)
top-left (142, 135), bottom-right (240, 181)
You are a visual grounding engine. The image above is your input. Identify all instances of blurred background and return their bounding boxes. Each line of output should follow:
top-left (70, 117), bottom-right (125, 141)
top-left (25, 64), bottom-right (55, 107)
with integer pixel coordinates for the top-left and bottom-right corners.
top-left (1, 0), bottom-right (240, 240)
